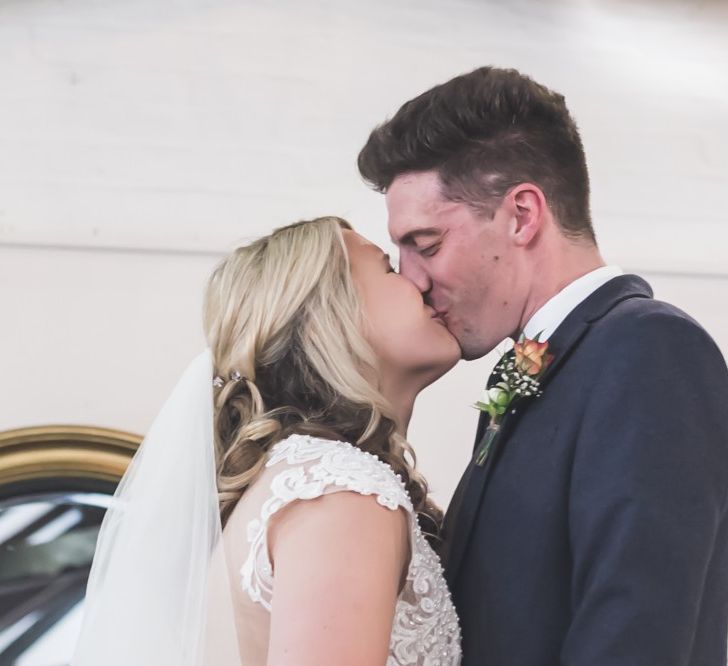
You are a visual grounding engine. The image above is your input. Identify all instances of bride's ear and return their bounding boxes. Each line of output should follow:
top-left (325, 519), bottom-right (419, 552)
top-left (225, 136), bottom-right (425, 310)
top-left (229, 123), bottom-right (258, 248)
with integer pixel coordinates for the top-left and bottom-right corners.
top-left (509, 184), bottom-right (547, 247)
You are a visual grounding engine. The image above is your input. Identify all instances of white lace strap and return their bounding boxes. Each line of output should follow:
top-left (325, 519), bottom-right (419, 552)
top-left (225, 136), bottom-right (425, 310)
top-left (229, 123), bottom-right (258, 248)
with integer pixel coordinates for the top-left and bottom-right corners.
top-left (241, 435), bottom-right (413, 611)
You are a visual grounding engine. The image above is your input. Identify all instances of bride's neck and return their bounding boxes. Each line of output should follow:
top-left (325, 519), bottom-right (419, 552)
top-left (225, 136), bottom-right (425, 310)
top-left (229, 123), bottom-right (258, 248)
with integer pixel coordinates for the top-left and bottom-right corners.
top-left (379, 375), bottom-right (418, 436)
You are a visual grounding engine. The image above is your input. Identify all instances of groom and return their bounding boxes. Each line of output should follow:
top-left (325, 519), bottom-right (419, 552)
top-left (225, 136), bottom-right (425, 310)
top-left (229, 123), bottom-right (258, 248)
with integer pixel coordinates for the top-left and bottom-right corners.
top-left (358, 67), bottom-right (728, 665)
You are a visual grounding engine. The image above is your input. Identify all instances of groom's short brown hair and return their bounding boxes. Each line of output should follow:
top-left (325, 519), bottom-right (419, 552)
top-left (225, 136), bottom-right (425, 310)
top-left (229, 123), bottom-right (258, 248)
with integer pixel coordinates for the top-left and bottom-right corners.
top-left (358, 66), bottom-right (595, 242)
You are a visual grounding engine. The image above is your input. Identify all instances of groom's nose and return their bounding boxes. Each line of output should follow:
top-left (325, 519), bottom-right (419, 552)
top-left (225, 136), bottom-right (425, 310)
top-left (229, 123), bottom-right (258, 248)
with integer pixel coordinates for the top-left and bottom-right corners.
top-left (399, 253), bottom-right (432, 295)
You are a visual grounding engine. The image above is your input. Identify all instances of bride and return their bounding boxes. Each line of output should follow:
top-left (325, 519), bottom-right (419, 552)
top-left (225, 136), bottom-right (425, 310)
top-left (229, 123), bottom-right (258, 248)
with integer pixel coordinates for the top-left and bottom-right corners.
top-left (70, 216), bottom-right (462, 665)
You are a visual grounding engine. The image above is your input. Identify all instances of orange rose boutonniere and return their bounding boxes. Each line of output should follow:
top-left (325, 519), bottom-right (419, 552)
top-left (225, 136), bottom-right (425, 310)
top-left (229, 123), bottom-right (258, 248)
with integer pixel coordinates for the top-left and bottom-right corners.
top-left (513, 338), bottom-right (555, 376)
top-left (473, 334), bottom-right (554, 466)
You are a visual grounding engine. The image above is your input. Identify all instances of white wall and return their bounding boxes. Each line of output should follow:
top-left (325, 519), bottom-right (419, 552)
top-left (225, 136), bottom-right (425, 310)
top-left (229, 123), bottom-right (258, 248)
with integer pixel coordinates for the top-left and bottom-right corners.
top-left (1, 0), bottom-right (727, 506)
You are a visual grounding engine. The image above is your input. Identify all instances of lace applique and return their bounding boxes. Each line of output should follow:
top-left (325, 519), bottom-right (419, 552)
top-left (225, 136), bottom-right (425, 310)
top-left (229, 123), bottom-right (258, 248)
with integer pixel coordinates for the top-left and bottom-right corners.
top-left (240, 434), bottom-right (461, 665)
top-left (388, 528), bottom-right (461, 664)
top-left (241, 435), bottom-right (412, 609)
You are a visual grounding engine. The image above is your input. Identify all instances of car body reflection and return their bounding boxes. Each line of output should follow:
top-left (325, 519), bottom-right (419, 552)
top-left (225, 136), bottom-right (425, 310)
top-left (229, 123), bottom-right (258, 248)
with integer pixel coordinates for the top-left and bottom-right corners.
top-left (0, 492), bottom-right (112, 665)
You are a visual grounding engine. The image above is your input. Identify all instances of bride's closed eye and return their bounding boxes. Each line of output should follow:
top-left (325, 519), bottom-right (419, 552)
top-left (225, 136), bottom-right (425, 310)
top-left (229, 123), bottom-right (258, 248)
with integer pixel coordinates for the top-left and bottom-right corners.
top-left (382, 253), bottom-right (399, 274)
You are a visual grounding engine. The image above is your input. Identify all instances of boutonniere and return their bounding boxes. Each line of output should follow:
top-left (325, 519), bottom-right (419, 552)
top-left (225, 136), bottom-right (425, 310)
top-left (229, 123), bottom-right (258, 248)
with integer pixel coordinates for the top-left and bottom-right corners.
top-left (473, 336), bottom-right (554, 466)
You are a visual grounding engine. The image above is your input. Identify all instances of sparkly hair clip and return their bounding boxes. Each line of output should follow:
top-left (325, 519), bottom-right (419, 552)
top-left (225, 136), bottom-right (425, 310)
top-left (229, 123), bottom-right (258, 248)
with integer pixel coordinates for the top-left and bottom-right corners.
top-left (212, 370), bottom-right (245, 388)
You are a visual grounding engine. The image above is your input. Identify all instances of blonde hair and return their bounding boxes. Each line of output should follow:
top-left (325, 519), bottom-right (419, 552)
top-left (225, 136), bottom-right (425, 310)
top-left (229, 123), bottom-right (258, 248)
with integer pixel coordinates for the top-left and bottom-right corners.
top-left (203, 217), bottom-right (441, 538)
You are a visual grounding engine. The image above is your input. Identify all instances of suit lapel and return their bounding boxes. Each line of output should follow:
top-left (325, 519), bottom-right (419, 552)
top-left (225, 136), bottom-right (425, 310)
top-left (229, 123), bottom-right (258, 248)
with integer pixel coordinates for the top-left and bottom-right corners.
top-left (443, 275), bottom-right (653, 586)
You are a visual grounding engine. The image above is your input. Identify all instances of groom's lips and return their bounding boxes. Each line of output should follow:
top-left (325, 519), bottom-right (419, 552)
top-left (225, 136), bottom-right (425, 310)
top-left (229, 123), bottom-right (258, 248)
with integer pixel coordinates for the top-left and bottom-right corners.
top-left (431, 309), bottom-right (448, 325)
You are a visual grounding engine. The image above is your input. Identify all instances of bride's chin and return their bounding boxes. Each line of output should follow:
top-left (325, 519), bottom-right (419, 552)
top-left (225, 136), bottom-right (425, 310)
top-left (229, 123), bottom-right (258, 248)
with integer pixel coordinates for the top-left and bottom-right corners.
top-left (439, 330), bottom-right (463, 366)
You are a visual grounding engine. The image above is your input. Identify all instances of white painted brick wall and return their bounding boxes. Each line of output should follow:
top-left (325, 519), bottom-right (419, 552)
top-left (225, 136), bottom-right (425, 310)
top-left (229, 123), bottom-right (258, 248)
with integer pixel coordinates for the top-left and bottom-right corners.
top-left (1, 0), bottom-right (727, 504)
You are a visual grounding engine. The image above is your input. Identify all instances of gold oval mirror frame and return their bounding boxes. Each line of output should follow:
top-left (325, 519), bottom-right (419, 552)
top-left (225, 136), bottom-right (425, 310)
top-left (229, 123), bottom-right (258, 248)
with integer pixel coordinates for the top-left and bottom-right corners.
top-left (0, 425), bottom-right (141, 489)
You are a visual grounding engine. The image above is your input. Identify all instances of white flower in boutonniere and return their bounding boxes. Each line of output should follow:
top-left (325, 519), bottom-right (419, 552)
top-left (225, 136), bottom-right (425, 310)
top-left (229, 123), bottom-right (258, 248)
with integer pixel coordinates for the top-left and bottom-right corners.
top-left (473, 336), bottom-right (555, 466)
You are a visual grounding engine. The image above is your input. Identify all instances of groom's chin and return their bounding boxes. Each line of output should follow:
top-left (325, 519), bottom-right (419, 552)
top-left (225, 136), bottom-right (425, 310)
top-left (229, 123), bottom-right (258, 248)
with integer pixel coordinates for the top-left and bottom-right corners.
top-left (458, 339), bottom-right (496, 362)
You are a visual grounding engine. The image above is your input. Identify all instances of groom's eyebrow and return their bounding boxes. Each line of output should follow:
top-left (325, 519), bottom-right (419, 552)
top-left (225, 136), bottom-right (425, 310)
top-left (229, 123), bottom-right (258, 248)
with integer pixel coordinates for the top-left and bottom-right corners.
top-left (395, 228), bottom-right (442, 246)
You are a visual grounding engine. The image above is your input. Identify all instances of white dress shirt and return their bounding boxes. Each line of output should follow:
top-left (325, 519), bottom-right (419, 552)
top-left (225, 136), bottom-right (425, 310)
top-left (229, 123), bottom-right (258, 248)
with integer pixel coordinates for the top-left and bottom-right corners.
top-left (522, 266), bottom-right (624, 341)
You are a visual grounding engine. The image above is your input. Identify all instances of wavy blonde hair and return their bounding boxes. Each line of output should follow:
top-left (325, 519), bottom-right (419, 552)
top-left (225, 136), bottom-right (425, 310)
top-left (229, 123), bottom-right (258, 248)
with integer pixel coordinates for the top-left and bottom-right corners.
top-left (203, 216), bottom-right (441, 539)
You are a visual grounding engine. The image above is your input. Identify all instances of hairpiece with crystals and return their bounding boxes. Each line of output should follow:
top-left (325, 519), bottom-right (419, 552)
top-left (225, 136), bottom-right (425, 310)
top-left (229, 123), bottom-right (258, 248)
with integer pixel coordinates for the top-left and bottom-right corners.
top-left (212, 369), bottom-right (246, 388)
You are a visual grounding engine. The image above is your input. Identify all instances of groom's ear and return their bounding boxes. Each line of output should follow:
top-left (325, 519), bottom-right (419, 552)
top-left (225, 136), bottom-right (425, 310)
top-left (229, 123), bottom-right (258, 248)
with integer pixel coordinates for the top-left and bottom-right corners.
top-left (509, 183), bottom-right (547, 247)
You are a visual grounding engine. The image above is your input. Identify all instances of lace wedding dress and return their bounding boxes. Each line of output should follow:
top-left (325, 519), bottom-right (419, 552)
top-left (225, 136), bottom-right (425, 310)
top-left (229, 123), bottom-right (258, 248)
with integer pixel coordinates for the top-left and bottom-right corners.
top-left (219, 433), bottom-right (462, 665)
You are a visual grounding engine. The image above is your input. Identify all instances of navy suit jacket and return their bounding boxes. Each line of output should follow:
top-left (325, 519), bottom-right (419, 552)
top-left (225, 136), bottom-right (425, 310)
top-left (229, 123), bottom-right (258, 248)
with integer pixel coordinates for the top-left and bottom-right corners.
top-left (442, 275), bottom-right (728, 665)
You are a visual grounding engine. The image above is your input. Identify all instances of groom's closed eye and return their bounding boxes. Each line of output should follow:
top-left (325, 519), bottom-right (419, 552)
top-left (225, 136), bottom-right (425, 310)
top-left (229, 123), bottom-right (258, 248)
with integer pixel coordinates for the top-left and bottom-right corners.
top-left (418, 243), bottom-right (440, 258)
top-left (395, 229), bottom-right (445, 260)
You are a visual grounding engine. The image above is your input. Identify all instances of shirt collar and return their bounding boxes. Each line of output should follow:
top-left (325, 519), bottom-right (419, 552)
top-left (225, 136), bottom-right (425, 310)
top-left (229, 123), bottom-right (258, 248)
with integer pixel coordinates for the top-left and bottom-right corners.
top-left (522, 266), bottom-right (623, 341)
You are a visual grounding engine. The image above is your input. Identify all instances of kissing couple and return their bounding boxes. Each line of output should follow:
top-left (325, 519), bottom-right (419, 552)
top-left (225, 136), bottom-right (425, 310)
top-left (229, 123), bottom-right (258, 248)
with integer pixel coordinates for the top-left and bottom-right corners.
top-left (71, 67), bottom-right (728, 666)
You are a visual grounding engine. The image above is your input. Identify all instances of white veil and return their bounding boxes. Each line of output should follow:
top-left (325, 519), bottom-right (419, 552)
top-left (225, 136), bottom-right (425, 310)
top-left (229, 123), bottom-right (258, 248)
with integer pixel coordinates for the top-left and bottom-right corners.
top-left (70, 349), bottom-right (243, 666)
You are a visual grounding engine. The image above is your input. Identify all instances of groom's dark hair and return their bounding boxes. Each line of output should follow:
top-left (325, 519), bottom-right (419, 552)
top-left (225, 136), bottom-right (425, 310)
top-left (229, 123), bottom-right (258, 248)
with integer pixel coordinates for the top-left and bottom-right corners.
top-left (358, 66), bottom-right (595, 242)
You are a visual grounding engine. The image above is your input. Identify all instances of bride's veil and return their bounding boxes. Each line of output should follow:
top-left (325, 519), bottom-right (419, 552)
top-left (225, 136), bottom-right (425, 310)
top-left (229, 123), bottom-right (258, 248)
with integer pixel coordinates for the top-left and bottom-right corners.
top-left (70, 349), bottom-right (243, 665)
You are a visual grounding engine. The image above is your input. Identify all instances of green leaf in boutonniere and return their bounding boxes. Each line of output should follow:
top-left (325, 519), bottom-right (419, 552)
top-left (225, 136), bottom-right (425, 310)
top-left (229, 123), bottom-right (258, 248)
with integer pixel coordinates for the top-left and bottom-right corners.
top-left (472, 335), bottom-right (554, 466)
